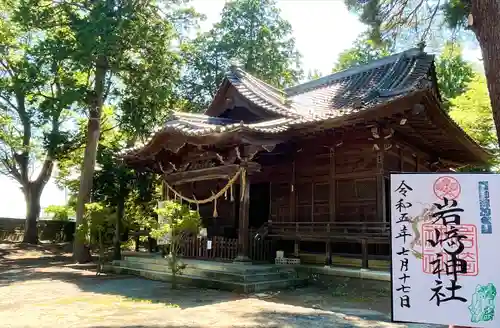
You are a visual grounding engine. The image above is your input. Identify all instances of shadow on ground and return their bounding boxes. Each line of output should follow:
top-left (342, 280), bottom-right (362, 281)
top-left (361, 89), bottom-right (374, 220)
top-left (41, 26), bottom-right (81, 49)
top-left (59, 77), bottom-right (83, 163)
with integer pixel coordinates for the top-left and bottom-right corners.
top-left (0, 242), bottom-right (242, 309)
top-left (1, 242), bottom-right (447, 328)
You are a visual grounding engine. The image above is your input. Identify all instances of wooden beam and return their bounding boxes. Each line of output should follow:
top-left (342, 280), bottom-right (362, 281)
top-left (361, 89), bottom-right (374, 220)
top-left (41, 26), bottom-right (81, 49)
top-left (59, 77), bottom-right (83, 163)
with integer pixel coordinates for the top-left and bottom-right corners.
top-left (290, 159), bottom-right (296, 222)
top-left (326, 242), bottom-right (332, 266)
top-left (329, 148), bottom-right (336, 222)
top-left (398, 146), bottom-right (404, 172)
top-left (361, 239), bottom-right (369, 269)
top-left (164, 163), bottom-right (261, 185)
top-left (234, 169), bottom-right (251, 262)
top-left (375, 132), bottom-right (387, 224)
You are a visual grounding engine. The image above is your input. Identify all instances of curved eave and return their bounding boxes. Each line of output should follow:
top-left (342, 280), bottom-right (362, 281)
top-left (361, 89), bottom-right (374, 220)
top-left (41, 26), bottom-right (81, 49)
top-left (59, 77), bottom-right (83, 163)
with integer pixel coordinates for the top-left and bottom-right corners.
top-left (120, 122), bottom-right (291, 164)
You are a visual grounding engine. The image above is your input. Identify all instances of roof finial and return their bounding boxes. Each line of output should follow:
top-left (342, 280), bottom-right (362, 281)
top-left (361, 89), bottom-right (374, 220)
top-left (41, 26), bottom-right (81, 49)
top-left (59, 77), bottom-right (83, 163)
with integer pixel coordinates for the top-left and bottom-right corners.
top-left (417, 40), bottom-right (426, 52)
top-left (229, 58), bottom-right (242, 72)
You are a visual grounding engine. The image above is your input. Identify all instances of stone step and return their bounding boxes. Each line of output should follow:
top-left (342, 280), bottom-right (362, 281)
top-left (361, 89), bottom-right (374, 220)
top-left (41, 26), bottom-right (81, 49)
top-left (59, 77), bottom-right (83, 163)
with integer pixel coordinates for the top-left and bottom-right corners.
top-left (104, 264), bottom-right (307, 294)
top-left (122, 256), bottom-right (293, 275)
top-left (115, 260), bottom-right (295, 283)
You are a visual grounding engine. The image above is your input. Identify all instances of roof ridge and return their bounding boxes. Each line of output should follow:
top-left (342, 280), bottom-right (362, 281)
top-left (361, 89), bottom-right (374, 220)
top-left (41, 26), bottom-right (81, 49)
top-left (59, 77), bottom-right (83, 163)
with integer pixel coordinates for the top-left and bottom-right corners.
top-left (231, 66), bottom-right (287, 98)
top-left (285, 47), bottom-right (426, 96)
top-left (227, 68), bottom-right (302, 118)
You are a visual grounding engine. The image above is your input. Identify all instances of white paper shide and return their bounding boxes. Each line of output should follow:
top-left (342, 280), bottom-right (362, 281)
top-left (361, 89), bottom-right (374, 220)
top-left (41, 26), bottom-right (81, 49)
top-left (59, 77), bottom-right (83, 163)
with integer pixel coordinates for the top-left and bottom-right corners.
top-left (390, 173), bottom-right (499, 327)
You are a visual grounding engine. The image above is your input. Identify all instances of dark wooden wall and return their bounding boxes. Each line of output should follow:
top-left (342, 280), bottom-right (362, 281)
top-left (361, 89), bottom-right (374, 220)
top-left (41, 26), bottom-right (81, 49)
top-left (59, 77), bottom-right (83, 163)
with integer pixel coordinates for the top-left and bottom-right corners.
top-left (256, 133), bottom-right (438, 227)
top-left (252, 133), bottom-right (382, 226)
top-left (162, 131), bottom-right (440, 239)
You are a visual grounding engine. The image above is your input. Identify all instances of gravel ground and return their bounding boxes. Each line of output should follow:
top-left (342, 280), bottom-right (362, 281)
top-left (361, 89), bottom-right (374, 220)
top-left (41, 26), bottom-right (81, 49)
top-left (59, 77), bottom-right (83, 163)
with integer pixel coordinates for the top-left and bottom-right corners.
top-left (0, 242), bottom-right (443, 328)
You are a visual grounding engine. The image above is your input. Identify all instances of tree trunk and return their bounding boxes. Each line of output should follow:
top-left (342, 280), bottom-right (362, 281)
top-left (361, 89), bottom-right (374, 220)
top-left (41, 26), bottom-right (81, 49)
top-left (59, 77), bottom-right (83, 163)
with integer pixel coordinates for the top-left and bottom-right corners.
top-left (73, 59), bottom-right (107, 263)
top-left (471, 1), bottom-right (500, 149)
top-left (113, 194), bottom-right (124, 261)
top-left (21, 157), bottom-right (53, 245)
top-left (22, 184), bottom-right (42, 244)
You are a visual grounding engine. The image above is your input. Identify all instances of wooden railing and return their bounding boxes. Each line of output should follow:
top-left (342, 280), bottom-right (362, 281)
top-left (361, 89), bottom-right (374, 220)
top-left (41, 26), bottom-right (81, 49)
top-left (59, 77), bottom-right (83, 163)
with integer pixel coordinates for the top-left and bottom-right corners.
top-left (268, 221), bottom-right (390, 242)
top-left (179, 235), bottom-right (275, 262)
top-left (180, 236), bottom-right (238, 261)
top-left (249, 235), bottom-right (275, 262)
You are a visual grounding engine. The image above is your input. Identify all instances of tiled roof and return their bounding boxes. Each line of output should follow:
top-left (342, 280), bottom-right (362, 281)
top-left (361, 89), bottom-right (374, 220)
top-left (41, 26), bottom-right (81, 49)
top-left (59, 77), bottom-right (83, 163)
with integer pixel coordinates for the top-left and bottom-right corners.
top-left (207, 48), bottom-right (434, 120)
top-left (121, 48), bottom-right (436, 156)
top-left (164, 112), bottom-right (292, 134)
top-left (221, 66), bottom-right (303, 118)
top-left (285, 48), bottom-right (434, 117)
top-left (119, 112), bottom-right (293, 155)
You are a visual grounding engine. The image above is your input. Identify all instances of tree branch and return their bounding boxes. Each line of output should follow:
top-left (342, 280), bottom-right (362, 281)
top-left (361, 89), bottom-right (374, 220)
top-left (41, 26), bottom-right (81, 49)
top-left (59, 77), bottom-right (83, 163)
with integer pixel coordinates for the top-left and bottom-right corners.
top-left (420, 0), bottom-right (440, 43)
top-left (0, 94), bottom-right (19, 112)
top-left (0, 147), bottom-right (23, 184)
top-left (13, 91), bottom-right (31, 181)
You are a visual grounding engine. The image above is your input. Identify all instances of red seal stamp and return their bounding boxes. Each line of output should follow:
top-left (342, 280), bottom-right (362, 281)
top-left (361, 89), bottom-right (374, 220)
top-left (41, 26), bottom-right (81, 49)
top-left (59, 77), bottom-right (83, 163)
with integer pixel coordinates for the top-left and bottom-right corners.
top-left (433, 176), bottom-right (461, 200)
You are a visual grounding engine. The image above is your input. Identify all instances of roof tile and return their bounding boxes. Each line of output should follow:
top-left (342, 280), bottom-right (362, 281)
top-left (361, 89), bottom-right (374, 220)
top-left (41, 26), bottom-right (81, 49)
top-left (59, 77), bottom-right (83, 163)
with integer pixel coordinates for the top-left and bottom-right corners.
top-left (121, 48), bottom-right (436, 156)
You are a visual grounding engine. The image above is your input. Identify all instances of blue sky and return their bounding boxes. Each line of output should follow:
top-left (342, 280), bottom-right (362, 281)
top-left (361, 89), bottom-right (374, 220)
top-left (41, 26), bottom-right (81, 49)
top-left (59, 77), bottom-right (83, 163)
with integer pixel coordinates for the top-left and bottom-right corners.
top-left (0, 0), bottom-right (482, 218)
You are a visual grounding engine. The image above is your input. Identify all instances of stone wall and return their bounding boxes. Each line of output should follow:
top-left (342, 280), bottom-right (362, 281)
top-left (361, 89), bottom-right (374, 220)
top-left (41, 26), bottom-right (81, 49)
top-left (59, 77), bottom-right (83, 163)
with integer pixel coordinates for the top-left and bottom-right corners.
top-left (0, 217), bottom-right (75, 242)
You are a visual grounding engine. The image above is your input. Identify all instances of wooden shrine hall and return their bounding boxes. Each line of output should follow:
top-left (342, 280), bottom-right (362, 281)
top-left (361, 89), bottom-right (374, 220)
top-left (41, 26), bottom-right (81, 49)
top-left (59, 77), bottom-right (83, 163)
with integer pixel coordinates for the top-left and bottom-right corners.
top-left (121, 47), bottom-right (489, 268)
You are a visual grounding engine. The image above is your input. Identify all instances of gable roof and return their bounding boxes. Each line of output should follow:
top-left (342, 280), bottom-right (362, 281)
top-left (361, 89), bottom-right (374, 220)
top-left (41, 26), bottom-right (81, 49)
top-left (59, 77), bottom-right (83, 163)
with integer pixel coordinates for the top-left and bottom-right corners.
top-left (286, 48), bottom-right (435, 117)
top-left (121, 48), bottom-right (490, 166)
top-left (205, 47), bottom-right (434, 120)
top-left (205, 65), bottom-right (303, 118)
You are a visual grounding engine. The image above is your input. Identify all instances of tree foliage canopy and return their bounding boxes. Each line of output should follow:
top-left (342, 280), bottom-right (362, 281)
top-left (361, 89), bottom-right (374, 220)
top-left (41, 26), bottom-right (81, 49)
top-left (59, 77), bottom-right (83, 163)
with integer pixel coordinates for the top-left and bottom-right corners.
top-left (344, 0), bottom-right (473, 48)
top-left (434, 42), bottom-right (474, 104)
top-left (181, 0), bottom-right (302, 110)
top-left (332, 34), bottom-right (392, 72)
top-left (449, 74), bottom-right (497, 150)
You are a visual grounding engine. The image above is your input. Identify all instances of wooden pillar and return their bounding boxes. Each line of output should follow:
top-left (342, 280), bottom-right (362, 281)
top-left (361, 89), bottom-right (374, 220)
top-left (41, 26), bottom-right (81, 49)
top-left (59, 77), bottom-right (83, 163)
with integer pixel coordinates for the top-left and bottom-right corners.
top-left (325, 241), bottom-right (332, 266)
top-left (376, 149), bottom-right (386, 224)
top-left (361, 239), bottom-right (368, 269)
top-left (290, 160), bottom-right (296, 221)
top-left (372, 141), bottom-right (387, 270)
top-left (398, 146), bottom-right (404, 172)
top-left (235, 168), bottom-right (251, 262)
top-left (329, 148), bottom-right (336, 222)
top-left (293, 240), bottom-right (300, 257)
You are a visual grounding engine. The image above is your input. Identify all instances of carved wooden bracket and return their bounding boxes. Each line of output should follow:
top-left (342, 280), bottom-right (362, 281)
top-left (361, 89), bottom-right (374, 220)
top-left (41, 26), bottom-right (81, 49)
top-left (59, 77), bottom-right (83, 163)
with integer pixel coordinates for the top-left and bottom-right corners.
top-left (370, 124), bottom-right (394, 152)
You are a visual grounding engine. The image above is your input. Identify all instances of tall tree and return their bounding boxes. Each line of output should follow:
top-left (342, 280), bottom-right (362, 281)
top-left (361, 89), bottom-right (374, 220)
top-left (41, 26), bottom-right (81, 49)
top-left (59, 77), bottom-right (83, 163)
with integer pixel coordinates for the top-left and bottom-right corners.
top-left (345, 0), bottom-right (500, 149)
top-left (182, 0), bottom-right (302, 110)
top-left (332, 33), bottom-right (392, 72)
top-left (0, 1), bottom-right (83, 243)
top-left (18, 0), bottom-right (196, 261)
top-left (449, 74), bottom-right (497, 151)
top-left (435, 42), bottom-right (474, 109)
top-left (306, 69), bottom-right (323, 81)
